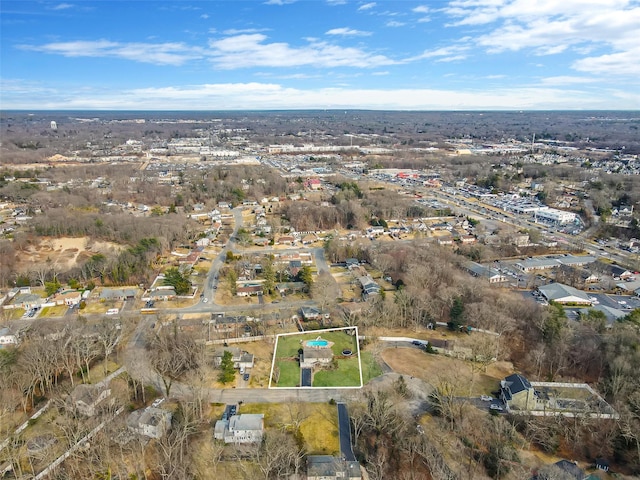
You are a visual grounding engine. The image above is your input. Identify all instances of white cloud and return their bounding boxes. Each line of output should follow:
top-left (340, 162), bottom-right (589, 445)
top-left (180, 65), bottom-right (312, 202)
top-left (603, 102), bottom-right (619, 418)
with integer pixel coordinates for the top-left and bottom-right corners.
top-left (327, 0), bottom-right (347, 4)
top-left (325, 27), bottom-right (372, 36)
top-left (413, 45), bottom-right (469, 61)
top-left (539, 75), bottom-right (599, 85)
top-left (417, 16), bottom-right (431, 23)
top-left (412, 6), bottom-right (429, 13)
top-left (358, 2), bottom-right (376, 11)
top-left (4, 80), bottom-right (636, 110)
top-left (18, 40), bottom-right (203, 66)
top-left (573, 46), bottom-right (640, 77)
top-left (200, 14), bottom-right (209, 19)
top-left (439, 0), bottom-right (640, 77)
top-left (207, 34), bottom-right (397, 69)
top-left (223, 28), bottom-right (270, 35)
top-left (386, 20), bottom-right (405, 27)
top-left (52, 3), bottom-right (74, 10)
top-left (264, 0), bottom-right (296, 4)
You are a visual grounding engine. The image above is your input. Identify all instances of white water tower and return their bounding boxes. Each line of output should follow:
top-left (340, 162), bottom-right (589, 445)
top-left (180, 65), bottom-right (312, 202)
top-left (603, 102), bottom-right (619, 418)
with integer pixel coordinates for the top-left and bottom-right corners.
top-left (50, 121), bottom-right (57, 131)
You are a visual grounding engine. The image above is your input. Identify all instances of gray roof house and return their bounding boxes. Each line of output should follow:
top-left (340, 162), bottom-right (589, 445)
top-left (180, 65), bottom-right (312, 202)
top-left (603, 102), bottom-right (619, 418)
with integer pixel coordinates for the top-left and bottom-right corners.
top-left (127, 407), bottom-right (172, 439)
top-left (307, 455), bottom-right (362, 480)
top-left (212, 347), bottom-right (254, 369)
top-left (99, 288), bottom-right (137, 300)
top-left (300, 346), bottom-right (334, 369)
top-left (0, 327), bottom-right (18, 347)
top-left (500, 374), bottom-right (537, 411)
top-left (214, 414), bottom-right (264, 444)
top-left (67, 384), bottom-right (112, 417)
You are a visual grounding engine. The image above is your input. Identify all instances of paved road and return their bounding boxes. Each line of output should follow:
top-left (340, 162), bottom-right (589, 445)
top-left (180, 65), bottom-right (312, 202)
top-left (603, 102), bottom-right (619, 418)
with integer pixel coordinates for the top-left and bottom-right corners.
top-left (337, 403), bottom-right (356, 461)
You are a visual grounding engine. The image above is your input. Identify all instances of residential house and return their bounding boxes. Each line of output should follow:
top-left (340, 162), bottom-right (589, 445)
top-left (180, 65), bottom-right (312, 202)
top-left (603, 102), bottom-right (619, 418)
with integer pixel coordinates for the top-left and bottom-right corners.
top-left (275, 282), bottom-right (306, 296)
top-left (300, 340), bottom-right (334, 369)
top-left (212, 347), bottom-right (255, 370)
top-left (289, 260), bottom-right (302, 277)
top-left (534, 460), bottom-right (586, 480)
top-left (610, 264), bottom-right (634, 281)
top-left (301, 234), bottom-right (317, 245)
top-left (500, 374), bottom-right (538, 411)
top-left (459, 234), bottom-right (477, 245)
top-left (300, 306), bottom-right (322, 321)
top-left (11, 293), bottom-right (42, 310)
top-left (358, 276), bottom-right (380, 299)
top-left (146, 287), bottom-right (177, 301)
top-left (276, 235), bottom-right (296, 245)
top-left (236, 284), bottom-right (263, 297)
top-left (52, 290), bottom-right (82, 306)
top-left (304, 178), bottom-right (322, 190)
top-left (366, 226), bottom-right (385, 236)
top-left (0, 327), bottom-right (18, 347)
top-left (436, 234), bottom-right (455, 246)
top-left (67, 384), bottom-right (112, 417)
top-left (214, 414), bottom-right (264, 444)
top-left (127, 407), bottom-right (172, 439)
top-left (99, 287), bottom-right (137, 301)
top-left (306, 455), bottom-right (362, 480)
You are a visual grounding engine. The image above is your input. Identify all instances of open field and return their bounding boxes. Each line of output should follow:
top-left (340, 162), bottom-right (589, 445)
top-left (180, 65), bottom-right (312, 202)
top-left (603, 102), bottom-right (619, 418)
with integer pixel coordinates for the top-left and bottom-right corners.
top-left (17, 236), bottom-right (124, 273)
top-left (380, 347), bottom-right (513, 396)
top-left (39, 304), bottom-right (68, 317)
top-left (360, 350), bottom-right (383, 384)
top-left (239, 402), bottom-right (339, 455)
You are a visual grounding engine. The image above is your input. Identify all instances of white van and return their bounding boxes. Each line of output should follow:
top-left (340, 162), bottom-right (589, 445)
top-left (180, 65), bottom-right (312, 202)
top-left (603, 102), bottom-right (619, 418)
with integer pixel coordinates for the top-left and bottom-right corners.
top-left (106, 308), bottom-right (119, 315)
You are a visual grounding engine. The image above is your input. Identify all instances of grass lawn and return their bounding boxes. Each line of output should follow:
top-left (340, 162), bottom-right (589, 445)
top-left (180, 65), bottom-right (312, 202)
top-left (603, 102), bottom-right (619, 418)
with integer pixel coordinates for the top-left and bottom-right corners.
top-left (313, 358), bottom-right (361, 387)
top-left (361, 350), bottom-right (383, 384)
top-left (239, 403), bottom-right (339, 455)
top-left (275, 360), bottom-right (300, 387)
top-left (39, 304), bottom-right (68, 317)
top-left (275, 330), bottom-right (357, 358)
top-left (5, 308), bottom-right (25, 319)
top-left (380, 347), bottom-right (511, 396)
top-left (299, 403), bottom-right (340, 455)
top-left (208, 403), bottom-right (226, 421)
top-left (273, 330), bottom-right (360, 388)
top-left (81, 301), bottom-right (112, 314)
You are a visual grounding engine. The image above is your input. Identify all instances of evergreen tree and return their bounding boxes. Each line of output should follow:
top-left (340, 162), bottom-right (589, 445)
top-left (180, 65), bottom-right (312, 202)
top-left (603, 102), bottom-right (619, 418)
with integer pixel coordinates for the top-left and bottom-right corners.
top-left (448, 296), bottom-right (465, 331)
top-left (218, 351), bottom-right (236, 384)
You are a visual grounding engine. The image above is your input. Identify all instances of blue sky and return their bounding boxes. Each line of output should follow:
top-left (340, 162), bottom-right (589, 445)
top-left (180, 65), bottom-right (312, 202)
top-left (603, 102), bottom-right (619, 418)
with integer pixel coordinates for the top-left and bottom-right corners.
top-left (1, 0), bottom-right (639, 110)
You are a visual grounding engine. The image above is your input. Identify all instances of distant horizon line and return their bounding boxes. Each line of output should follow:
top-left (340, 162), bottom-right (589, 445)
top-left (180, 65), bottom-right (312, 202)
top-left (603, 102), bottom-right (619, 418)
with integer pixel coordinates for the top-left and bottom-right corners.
top-left (2, 108), bottom-right (639, 114)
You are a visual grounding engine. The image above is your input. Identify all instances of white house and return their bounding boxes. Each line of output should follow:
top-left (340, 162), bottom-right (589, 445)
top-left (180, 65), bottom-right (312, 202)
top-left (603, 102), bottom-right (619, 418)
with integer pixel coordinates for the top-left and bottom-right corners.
top-left (0, 327), bottom-right (18, 346)
top-left (212, 347), bottom-right (255, 370)
top-left (214, 414), bottom-right (264, 444)
top-left (127, 407), bottom-right (172, 439)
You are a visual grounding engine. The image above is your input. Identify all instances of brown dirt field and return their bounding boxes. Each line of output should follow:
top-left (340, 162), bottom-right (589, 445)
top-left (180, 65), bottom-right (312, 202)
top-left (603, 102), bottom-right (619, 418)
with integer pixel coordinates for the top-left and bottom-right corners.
top-left (380, 347), bottom-right (513, 396)
top-left (18, 236), bottom-right (123, 273)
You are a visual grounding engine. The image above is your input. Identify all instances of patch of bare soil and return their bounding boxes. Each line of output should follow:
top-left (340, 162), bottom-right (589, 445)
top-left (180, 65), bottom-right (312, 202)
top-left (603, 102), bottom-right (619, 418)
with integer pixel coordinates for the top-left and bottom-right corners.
top-left (18, 236), bottom-right (124, 273)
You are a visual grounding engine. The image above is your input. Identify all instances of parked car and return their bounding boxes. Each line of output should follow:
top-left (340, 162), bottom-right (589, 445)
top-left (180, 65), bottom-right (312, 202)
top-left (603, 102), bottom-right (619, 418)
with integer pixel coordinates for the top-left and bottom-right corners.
top-left (490, 404), bottom-right (504, 411)
top-left (243, 373), bottom-right (250, 381)
top-left (480, 395), bottom-right (493, 402)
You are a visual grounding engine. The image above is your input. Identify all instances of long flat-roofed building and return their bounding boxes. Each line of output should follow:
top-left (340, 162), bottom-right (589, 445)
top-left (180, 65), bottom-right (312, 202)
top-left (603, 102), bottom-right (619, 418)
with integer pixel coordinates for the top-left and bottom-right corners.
top-left (538, 283), bottom-right (592, 305)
